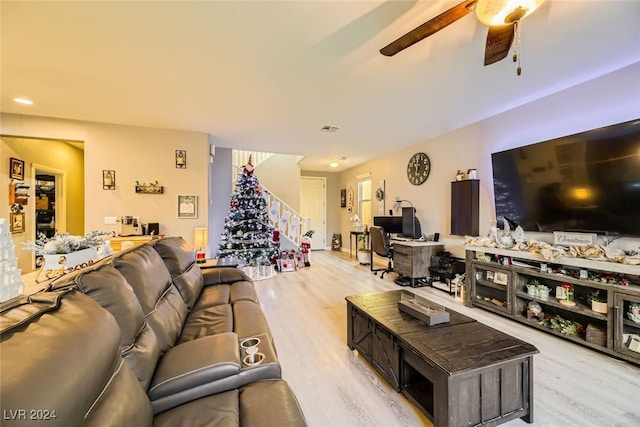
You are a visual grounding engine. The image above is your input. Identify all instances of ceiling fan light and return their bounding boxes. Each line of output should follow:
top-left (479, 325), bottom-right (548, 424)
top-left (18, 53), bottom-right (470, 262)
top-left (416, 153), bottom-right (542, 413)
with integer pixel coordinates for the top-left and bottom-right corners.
top-left (475, 0), bottom-right (546, 26)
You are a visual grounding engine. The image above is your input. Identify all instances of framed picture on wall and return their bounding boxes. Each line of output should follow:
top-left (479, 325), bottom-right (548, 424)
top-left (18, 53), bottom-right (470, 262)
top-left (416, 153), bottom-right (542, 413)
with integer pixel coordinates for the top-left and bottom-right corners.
top-left (340, 189), bottom-right (346, 208)
top-left (177, 194), bottom-right (197, 218)
top-left (103, 170), bottom-right (115, 190)
top-left (10, 157), bottom-right (25, 180)
top-left (10, 212), bottom-right (25, 233)
top-left (175, 150), bottom-right (187, 168)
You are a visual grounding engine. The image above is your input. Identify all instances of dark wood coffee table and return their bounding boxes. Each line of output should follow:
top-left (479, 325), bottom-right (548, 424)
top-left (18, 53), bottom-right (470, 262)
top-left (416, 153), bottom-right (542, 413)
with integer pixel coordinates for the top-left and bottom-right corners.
top-left (346, 290), bottom-right (538, 427)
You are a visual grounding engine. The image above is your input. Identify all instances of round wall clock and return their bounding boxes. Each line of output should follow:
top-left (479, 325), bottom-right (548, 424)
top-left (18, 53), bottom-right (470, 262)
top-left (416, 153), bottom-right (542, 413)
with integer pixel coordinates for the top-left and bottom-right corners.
top-left (407, 152), bottom-right (431, 185)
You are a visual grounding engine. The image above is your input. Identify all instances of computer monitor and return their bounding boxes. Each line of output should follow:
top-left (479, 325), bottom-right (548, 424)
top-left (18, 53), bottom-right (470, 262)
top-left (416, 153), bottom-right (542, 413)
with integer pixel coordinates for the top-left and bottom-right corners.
top-left (373, 216), bottom-right (403, 235)
top-left (402, 207), bottom-right (422, 239)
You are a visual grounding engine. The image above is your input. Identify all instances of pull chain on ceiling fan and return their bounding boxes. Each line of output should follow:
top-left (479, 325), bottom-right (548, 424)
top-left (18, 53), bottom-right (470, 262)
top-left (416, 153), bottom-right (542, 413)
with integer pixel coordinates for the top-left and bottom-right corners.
top-left (380, 0), bottom-right (546, 74)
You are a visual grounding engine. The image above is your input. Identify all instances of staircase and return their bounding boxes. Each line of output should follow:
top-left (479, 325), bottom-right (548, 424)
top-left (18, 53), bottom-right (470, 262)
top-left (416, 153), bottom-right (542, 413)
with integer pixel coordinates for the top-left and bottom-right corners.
top-left (261, 184), bottom-right (311, 250)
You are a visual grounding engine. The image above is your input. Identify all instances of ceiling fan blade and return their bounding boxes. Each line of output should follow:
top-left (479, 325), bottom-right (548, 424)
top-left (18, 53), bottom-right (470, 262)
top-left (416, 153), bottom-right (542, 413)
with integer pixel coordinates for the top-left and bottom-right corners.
top-left (484, 24), bottom-right (515, 66)
top-left (380, 0), bottom-right (477, 57)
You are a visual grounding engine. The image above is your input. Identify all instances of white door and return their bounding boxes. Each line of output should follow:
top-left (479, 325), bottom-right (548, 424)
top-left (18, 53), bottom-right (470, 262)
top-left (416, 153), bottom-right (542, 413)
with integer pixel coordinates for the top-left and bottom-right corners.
top-left (300, 177), bottom-right (326, 250)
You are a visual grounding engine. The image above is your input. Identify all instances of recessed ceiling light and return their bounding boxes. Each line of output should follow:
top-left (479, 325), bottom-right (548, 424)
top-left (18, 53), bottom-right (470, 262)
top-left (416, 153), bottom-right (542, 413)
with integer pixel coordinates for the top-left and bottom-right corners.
top-left (13, 97), bottom-right (33, 105)
top-left (329, 161), bottom-right (340, 168)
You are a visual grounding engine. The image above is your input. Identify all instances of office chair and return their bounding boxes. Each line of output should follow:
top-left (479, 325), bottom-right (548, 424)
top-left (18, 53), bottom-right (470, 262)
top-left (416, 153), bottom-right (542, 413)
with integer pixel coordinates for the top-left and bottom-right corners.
top-left (370, 226), bottom-right (394, 278)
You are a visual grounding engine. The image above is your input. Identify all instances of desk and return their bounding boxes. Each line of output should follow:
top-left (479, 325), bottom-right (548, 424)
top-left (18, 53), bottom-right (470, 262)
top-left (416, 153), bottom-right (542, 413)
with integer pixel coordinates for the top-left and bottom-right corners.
top-left (392, 240), bottom-right (444, 287)
top-left (349, 231), bottom-right (369, 259)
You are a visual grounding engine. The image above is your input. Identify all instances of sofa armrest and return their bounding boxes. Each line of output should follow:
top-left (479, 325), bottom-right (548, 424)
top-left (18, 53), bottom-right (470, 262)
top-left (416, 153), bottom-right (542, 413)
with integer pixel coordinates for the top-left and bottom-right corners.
top-left (148, 332), bottom-right (282, 414)
top-left (202, 267), bottom-right (249, 286)
top-left (148, 332), bottom-right (240, 400)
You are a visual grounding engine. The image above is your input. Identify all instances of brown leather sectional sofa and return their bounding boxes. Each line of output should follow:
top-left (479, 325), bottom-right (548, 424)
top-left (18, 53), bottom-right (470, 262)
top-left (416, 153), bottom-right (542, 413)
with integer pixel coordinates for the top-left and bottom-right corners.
top-left (0, 236), bottom-right (307, 426)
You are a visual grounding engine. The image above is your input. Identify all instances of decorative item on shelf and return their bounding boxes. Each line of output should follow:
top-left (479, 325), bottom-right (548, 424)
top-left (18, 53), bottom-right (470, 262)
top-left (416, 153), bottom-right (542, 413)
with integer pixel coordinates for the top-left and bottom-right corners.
top-left (538, 314), bottom-right (585, 337)
top-left (23, 230), bottom-right (112, 282)
top-left (467, 168), bottom-right (478, 179)
top-left (589, 290), bottom-right (608, 314)
top-left (526, 280), bottom-right (550, 300)
top-left (628, 303), bottom-right (640, 325)
top-left (455, 170), bottom-right (465, 181)
top-left (135, 181), bottom-right (164, 194)
top-left (586, 323), bottom-right (607, 346)
top-left (559, 283), bottom-right (576, 306)
top-left (589, 272), bottom-right (630, 286)
top-left (526, 301), bottom-right (544, 320)
top-left (9, 181), bottom-right (30, 205)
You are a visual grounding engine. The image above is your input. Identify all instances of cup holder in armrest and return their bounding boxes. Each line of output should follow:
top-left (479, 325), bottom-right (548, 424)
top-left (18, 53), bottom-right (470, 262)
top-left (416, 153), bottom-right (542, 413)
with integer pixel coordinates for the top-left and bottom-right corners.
top-left (240, 337), bottom-right (260, 349)
top-left (243, 352), bottom-right (265, 367)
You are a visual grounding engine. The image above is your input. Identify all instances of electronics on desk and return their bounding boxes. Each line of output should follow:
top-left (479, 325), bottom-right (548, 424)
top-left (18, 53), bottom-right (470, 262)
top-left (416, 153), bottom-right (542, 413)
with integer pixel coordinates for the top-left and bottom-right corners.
top-left (373, 216), bottom-right (403, 234)
top-left (401, 207), bottom-right (422, 239)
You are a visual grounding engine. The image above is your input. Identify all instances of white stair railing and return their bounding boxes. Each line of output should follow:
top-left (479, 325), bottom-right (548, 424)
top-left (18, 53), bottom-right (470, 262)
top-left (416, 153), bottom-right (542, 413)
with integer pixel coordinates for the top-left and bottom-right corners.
top-left (261, 184), bottom-right (310, 248)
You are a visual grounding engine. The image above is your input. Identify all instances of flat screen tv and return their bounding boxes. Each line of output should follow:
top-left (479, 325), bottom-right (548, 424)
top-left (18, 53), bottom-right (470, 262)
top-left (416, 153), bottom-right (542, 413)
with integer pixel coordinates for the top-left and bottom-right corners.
top-left (402, 207), bottom-right (422, 239)
top-left (491, 118), bottom-right (640, 236)
top-left (373, 216), bottom-right (403, 235)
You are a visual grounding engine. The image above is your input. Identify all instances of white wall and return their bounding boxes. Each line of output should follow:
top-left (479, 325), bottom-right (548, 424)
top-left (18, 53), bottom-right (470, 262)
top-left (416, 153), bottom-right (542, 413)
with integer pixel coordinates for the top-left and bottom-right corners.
top-left (338, 62), bottom-right (640, 258)
top-left (1, 114), bottom-right (210, 246)
top-left (256, 154), bottom-right (301, 211)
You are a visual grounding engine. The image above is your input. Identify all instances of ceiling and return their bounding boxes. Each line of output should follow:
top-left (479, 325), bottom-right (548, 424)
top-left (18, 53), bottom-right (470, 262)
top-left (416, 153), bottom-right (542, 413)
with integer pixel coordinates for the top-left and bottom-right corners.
top-left (2, 1), bottom-right (639, 172)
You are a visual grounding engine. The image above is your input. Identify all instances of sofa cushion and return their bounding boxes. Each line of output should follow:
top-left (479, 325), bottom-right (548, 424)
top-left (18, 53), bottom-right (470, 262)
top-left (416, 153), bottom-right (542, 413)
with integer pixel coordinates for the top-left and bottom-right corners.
top-left (152, 380), bottom-right (306, 427)
top-left (202, 266), bottom-right (251, 285)
top-left (179, 304), bottom-right (233, 343)
top-left (74, 263), bottom-right (161, 390)
top-left (152, 389), bottom-right (239, 426)
top-left (0, 290), bottom-right (154, 427)
top-left (75, 264), bottom-right (146, 352)
top-left (113, 245), bottom-right (188, 354)
top-left (152, 237), bottom-right (204, 309)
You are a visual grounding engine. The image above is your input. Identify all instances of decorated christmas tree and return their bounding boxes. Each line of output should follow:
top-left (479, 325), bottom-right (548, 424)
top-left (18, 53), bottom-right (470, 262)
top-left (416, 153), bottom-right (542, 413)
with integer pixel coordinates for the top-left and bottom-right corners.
top-left (217, 156), bottom-right (278, 266)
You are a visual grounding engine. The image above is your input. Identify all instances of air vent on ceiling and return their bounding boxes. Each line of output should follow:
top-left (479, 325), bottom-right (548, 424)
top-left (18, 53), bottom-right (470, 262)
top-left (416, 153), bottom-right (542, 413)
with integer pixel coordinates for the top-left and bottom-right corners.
top-left (320, 125), bottom-right (340, 133)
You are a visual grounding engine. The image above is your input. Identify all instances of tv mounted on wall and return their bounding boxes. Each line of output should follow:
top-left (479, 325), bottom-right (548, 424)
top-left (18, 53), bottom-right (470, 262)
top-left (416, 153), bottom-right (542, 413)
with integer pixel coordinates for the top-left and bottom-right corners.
top-left (491, 118), bottom-right (640, 237)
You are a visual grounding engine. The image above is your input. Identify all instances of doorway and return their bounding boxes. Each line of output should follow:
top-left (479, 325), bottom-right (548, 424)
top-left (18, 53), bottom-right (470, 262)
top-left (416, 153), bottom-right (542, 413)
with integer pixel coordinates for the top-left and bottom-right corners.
top-left (300, 177), bottom-right (326, 250)
top-left (1, 136), bottom-right (83, 273)
top-left (33, 168), bottom-right (66, 238)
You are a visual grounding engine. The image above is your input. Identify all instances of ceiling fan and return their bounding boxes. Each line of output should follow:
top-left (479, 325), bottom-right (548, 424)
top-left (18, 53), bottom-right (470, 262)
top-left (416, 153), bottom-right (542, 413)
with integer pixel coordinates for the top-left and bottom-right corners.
top-left (380, 0), bottom-right (546, 68)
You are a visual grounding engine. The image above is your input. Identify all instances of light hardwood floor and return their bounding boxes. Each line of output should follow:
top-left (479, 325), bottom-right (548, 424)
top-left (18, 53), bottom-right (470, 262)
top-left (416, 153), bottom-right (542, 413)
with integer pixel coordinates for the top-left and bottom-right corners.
top-left (254, 250), bottom-right (640, 427)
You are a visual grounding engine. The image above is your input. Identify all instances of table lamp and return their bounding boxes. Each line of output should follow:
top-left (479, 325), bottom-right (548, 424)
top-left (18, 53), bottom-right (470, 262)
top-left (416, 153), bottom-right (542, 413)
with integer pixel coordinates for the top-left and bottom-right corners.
top-left (193, 227), bottom-right (209, 263)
